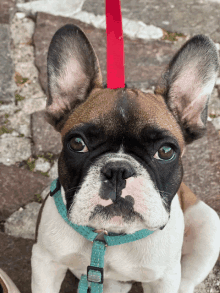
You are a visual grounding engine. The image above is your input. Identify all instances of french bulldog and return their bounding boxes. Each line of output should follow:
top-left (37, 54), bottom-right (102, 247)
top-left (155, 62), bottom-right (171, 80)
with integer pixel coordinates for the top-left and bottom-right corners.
top-left (32, 24), bottom-right (220, 293)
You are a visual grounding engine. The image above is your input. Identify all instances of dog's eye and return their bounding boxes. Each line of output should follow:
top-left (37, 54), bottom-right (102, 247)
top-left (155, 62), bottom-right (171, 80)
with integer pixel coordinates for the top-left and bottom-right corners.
top-left (154, 145), bottom-right (175, 161)
top-left (69, 137), bottom-right (88, 153)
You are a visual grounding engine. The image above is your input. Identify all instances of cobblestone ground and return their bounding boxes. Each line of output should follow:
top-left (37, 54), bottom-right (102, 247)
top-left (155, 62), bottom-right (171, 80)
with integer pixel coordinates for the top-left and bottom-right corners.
top-left (0, 0), bottom-right (220, 292)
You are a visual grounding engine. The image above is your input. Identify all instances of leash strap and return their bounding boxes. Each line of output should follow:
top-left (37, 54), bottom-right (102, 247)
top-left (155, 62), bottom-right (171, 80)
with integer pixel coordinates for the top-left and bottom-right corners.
top-left (106, 0), bottom-right (125, 88)
top-left (50, 179), bottom-right (155, 293)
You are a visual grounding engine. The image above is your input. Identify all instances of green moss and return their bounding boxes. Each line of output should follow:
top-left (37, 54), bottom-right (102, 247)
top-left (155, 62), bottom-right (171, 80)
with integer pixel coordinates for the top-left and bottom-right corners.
top-left (0, 126), bottom-right (13, 135)
top-left (34, 193), bottom-right (43, 203)
top-left (15, 94), bottom-right (25, 102)
top-left (26, 159), bottom-right (35, 171)
top-left (163, 31), bottom-right (185, 42)
top-left (37, 153), bottom-right (55, 163)
top-left (40, 171), bottom-right (49, 177)
top-left (47, 153), bottom-right (53, 159)
top-left (19, 133), bottom-right (24, 137)
top-left (15, 72), bottom-right (29, 85)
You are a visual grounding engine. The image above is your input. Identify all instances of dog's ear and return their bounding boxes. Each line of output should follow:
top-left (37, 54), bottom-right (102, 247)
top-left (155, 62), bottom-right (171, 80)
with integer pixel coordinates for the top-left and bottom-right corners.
top-left (155, 35), bottom-right (219, 144)
top-left (46, 24), bottom-right (103, 131)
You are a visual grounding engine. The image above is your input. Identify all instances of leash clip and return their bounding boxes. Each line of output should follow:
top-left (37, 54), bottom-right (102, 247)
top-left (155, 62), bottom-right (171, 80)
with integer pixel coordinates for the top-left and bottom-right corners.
top-left (93, 229), bottom-right (108, 247)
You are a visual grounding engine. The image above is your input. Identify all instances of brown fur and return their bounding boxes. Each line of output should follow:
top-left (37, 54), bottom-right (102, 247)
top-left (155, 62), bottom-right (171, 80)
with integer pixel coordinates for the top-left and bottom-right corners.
top-left (178, 182), bottom-right (198, 213)
top-left (60, 88), bottom-right (185, 152)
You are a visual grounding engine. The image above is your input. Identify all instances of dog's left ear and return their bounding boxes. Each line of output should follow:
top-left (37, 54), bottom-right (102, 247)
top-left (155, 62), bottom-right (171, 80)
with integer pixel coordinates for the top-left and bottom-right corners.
top-left (155, 35), bottom-right (219, 144)
top-left (46, 24), bottom-right (103, 131)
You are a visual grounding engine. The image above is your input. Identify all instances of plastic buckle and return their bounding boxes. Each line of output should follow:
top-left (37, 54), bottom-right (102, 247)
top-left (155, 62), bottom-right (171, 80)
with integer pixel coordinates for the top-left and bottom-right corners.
top-left (87, 266), bottom-right (104, 284)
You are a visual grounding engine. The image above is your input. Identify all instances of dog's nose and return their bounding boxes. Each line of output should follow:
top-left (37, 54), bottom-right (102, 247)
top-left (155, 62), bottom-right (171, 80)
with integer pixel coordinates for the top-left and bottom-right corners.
top-left (101, 161), bottom-right (135, 181)
top-left (101, 161), bottom-right (135, 201)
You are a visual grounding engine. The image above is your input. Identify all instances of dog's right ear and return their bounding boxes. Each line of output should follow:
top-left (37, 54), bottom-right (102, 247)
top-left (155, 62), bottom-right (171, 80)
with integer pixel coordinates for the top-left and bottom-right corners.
top-left (46, 24), bottom-right (103, 131)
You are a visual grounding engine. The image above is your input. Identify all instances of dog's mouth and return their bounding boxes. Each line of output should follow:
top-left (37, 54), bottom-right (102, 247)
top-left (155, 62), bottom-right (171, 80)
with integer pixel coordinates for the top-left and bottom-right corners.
top-left (89, 196), bottom-right (143, 223)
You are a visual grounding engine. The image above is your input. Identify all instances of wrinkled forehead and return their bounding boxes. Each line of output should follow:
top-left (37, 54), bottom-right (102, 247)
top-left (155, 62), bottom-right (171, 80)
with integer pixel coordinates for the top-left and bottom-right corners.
top-left (61, 88), bottom-right (185, 150)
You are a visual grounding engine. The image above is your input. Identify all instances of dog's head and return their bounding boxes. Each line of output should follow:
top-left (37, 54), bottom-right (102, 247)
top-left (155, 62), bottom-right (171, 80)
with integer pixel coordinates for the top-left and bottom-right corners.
top-left (46, 25), bottom-right (219, 233)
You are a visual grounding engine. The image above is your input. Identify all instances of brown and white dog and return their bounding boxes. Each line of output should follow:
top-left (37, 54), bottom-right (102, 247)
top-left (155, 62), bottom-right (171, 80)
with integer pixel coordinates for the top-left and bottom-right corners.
top-left (32, 24), bottom-right (220, 293)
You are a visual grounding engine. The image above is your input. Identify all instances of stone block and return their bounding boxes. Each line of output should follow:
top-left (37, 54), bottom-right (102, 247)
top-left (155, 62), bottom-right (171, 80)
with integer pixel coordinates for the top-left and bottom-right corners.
top-left (0, 24), bottom-right (16, 103)
top-left (34, 157), bottom-right (51, 173)
top-left (11, 14), bottom-right (35, 46)
top-left (0, 0), bottom-right (16, 24)
top-left (0, 135), bottom-right (31, 166)
top-left (182, 122), bottom-right (220, 213)
top-left (8, 110), bottom-right (31, 137)
top-left (83, 0), bottom-right (220, 43)
top-left (31, 110), bottom-right (62, 156)
top-left (0, 164), bottom-right (50, 221)
top-left (0, 232), bottom-right (34, 293)
top-left (4, 202), bottom-right (41, 240)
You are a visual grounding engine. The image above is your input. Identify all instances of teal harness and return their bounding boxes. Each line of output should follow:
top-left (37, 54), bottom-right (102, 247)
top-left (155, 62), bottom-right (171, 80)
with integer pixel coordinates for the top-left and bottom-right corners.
top-left (50, 179), bottom-right (155, 293)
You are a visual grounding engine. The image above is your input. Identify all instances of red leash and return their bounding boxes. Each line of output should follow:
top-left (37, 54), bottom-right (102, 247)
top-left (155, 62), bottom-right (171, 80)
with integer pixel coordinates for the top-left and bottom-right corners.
top-left (106, 0), bottom-right (125, 89)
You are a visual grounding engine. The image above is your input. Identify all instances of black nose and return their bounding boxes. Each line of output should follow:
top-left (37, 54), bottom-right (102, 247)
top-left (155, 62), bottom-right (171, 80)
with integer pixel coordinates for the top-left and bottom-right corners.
top-left (101, 161), bottom-right (135, 180)
top-left (101, 161), bottom-right (135, 201)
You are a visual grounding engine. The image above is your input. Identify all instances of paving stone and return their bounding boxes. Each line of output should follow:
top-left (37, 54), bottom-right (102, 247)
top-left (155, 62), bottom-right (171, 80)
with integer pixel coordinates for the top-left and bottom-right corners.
top-left (34, 12), bottom-right (181, 93)
top-left (4, 202), bottom-right (41, 240)
top-left (83, 0), bottom-right (220, 43)
top-left (182, 122), bottom-right (220, 213)
top-left (31, 110), bottom-right (62, 155)
top-left (17, 80), bottom-right (46, 100)
top-left (15, 61), bottom-right (38, 82)
top-left (8, 110), bottom-right (31, 137)
top-left (212, 117), bottom-right (220, 130)
top-left (17, 0), bottom-right (85, 17)
top-left (0, 164), bottom-right (50, 221)
top-left (34, 157), bottom-right (51, 173)
top-left (11, 14), bottom-right (35, 46)
top-left (72, 11), bottom-right (163, 40)
top-left (209, 88), bottom-right (220, 117)
top-left (0, 135), bottom-right (31, 166)
top-left (0, 0), bottom-right (16, 24)
top-left (0, 24), bottom-right (16, 103)
top-left (13, 43), bottom-right (34, 63)
top-left (0, 232), bottom-right (34, 293)
top-left (18, 96), bottom-right (46, 114)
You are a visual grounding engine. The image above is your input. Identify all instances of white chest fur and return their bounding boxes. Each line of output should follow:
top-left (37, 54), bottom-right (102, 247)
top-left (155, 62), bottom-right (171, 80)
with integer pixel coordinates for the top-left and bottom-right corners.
top-left (37, 193), bottom-right (184, 284)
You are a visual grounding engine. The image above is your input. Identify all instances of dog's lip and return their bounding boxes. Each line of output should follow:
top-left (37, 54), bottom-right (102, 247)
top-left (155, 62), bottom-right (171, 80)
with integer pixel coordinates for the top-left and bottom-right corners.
top-left (99, 198), bottom-right (112, 207)
top-left (98, 195), bottom-right (134, 207)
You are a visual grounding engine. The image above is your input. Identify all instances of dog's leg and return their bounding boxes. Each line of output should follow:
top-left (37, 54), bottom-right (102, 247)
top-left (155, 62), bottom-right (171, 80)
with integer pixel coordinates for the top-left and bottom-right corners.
top-left (142, 263), bottom-right (181, 293)
top-left (103, 279), bottom-right (132, 293)
top-left (31, 243), bottom-right (68, 293)
top-left (179, 200), bottom-right (220, 293)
